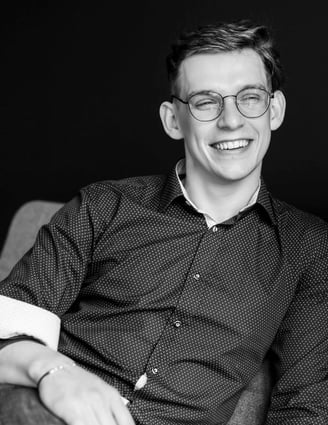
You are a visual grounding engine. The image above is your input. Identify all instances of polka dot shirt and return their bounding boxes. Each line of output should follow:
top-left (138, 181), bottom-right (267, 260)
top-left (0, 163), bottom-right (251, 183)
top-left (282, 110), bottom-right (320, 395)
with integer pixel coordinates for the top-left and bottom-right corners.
top-left (1, 164), bottom-right (328, 425)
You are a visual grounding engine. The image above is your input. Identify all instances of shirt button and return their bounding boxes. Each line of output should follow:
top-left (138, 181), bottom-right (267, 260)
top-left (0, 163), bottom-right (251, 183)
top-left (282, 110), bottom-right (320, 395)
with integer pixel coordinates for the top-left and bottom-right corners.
top-left (193, 273), bottom-right (200, 280)
top-left (151, 367), bottom-right (158, 375)
top-left (174, 320), bottom-right (182, 328)
top-left (212, 226), bottom-right (218, 232)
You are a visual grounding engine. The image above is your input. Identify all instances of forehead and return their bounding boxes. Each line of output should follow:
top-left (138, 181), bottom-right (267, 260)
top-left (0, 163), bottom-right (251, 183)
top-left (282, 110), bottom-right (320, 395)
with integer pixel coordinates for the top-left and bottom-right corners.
top-left (177, 49), bottom-right (268, 95)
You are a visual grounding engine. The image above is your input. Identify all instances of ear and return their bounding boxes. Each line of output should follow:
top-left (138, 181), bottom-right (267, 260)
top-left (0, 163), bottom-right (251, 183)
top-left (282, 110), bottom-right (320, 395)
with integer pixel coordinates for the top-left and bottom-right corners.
top-left (270, 90), bottom-right (286, 131)
top-left (159, 101), bottom-right (184, 140)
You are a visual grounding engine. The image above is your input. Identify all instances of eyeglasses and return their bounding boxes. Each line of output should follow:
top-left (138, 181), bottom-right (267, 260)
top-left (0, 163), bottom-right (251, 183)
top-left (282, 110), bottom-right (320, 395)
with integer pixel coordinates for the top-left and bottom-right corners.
top-left (171, 87), bottom-right (274, 121)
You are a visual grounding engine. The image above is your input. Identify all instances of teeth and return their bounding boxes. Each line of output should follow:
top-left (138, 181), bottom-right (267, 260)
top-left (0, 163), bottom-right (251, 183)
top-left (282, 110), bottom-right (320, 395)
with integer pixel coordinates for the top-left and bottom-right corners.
top-left (215, 139), bottom-right (249, 150)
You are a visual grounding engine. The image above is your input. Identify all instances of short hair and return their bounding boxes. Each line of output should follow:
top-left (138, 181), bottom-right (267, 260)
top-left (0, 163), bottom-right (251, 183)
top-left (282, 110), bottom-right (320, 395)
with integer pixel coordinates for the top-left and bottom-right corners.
top-left (166, 19), bottom-right (285, 95)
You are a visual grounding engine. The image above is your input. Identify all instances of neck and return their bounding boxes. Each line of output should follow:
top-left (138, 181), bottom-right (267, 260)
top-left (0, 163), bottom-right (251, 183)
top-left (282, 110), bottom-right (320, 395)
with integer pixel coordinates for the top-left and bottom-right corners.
top-left (184, 170), bottom-right (260, 224)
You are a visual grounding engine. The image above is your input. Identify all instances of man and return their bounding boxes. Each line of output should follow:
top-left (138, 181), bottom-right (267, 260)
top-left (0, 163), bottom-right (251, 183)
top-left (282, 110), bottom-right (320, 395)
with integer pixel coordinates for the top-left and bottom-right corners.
top-left (0, 19), bottom-right (327, 425)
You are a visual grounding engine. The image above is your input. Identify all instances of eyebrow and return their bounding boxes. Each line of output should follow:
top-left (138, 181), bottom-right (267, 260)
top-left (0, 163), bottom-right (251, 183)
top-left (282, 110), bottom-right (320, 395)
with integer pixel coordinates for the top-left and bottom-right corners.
top-left (187, 83), bottom-right (268, 98)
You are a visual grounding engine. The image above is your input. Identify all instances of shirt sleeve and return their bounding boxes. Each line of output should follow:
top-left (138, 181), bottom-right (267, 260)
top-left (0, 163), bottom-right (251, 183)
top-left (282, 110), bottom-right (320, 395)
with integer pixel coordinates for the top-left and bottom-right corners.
top-left (0, 189), bottom-right (100, 333)
top-left (265, 231), bottom-right (328, 424)
top-left (0, 296), bottom-right (60, 350)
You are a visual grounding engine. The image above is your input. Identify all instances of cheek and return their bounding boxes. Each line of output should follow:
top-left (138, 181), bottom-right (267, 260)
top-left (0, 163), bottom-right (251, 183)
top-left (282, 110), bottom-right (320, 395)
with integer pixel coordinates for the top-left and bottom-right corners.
top-left (257, 128), bottom-right (271, 155)
top-left (254, 119), bottom-right (271, 146)
top-left (181, 118), bottom-right (214, 140)
top-left (179, 118), bottom-right (200, 140)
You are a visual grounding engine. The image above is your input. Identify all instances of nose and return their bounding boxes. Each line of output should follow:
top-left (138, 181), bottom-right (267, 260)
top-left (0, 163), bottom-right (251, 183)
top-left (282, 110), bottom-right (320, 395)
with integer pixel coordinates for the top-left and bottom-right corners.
top-left (216, 95), bottom-right (244, 129)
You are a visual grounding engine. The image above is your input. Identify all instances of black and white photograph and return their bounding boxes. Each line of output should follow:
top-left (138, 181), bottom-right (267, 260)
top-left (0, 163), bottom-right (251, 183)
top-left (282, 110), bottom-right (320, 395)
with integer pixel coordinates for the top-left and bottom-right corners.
top-left (0, 2), bottom-right (327, 424)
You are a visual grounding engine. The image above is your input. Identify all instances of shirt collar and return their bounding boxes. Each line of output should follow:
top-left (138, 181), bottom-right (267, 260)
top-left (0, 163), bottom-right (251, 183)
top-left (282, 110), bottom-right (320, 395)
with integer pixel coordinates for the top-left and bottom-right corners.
top-left (159, 162), bottom-right (184, 211)
top-left (256, 179), bottom-right (277, 226)
top-left (159, 159), bottom-right (277, 226)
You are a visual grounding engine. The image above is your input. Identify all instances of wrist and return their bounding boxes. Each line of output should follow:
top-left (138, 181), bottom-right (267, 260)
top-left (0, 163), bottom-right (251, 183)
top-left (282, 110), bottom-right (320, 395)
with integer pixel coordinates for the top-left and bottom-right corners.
top-left (26, 344), bottom-right (75, 386)
top-left (37, 362), bottom-right (77, 387)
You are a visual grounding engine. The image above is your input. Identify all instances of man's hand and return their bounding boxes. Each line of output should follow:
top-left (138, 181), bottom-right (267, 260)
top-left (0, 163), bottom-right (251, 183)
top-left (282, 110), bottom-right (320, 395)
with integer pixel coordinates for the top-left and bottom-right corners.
top-left (38, 364), bottom-right (135, 425)
top-left (0, 338), bottom-right (135, 424)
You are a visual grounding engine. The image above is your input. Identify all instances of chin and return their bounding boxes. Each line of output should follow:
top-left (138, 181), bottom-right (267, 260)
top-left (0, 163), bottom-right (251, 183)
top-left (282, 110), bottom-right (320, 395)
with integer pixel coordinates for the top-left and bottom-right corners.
top-left (215, 169), bottom-right (256, 184)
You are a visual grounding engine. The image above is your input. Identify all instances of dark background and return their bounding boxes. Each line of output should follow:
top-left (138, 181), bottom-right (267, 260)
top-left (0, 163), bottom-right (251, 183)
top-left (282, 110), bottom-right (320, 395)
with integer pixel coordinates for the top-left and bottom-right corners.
top-left (1, 1), bottom-right (327, 250)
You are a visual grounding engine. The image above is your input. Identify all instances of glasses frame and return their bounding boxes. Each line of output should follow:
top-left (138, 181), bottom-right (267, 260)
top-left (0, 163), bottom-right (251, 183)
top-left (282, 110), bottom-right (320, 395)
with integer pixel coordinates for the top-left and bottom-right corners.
top-left (171, 88), bottom-right (274, 122)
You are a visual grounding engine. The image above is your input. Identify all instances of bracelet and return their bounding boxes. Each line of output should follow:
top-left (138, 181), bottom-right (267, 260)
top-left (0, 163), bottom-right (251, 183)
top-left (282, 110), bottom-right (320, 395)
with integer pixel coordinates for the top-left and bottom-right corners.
top-left (37, 362), bottom-right (76, 387)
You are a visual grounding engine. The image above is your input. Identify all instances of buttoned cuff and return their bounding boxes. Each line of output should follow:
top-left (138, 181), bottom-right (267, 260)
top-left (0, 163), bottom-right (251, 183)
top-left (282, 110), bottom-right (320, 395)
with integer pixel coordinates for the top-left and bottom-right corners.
top-left (0, 295), bottom-right (60, 350)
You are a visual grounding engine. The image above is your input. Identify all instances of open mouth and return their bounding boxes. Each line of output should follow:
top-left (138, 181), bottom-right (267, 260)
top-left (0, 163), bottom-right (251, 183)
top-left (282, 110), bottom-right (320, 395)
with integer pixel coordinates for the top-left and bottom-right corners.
top-left (210, 139), bottom-right (250, 151)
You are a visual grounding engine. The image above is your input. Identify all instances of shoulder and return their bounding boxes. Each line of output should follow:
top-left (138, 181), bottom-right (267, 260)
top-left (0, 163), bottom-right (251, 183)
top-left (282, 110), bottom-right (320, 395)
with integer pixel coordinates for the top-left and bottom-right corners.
top-left (271, 195), bottom-right (328, 255)
top-left (273, 196), bottom-right (328, 231)
top-left (51, 174), bottom-right (167, 232)
top-left (80, 174), bottom-right (167, 209)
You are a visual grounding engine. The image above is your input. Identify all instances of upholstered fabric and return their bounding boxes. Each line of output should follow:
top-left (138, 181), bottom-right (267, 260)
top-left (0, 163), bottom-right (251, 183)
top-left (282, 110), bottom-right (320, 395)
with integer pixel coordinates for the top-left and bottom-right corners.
top-left (0, 201), bottom-right (63, 280)
top-left (227, 359), bottom-right (272, 424)
top-left (0, 200), bottom-right (272, 424)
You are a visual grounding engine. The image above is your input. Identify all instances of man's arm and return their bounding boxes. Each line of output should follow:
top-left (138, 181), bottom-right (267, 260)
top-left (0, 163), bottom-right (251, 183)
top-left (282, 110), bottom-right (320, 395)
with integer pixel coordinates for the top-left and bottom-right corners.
top-left (0, 190), bottom-right (134, 424)
top-left (265, 240), bottom-right (328, 424)
top-left (0, 340), bottom-right (135, 425)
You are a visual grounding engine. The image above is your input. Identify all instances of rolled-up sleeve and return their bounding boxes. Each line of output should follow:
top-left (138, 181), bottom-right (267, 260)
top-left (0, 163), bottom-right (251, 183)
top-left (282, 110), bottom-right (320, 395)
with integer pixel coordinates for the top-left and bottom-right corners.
top-left (0, 296), bottom-right (60, 350)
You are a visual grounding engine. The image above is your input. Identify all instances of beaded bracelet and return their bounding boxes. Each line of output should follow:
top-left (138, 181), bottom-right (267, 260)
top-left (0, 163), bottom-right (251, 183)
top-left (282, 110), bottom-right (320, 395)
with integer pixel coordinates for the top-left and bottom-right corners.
top-left (37, 362), bottom-right (76, 387)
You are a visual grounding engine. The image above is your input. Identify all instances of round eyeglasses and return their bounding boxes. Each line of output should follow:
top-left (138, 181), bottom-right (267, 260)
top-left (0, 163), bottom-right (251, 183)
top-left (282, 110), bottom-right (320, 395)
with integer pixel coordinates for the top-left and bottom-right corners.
top-left (172, 87), bottom-right (274, 121)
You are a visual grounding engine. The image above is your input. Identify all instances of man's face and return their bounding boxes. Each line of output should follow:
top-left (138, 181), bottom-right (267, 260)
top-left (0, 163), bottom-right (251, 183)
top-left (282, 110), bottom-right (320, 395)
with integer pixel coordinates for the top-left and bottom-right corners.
top-left (172, 49), bottom-right (284, 186)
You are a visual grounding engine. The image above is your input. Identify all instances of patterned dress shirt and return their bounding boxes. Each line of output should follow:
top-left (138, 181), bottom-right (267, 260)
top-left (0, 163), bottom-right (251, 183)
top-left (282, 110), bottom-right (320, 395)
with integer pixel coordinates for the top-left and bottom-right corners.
top-left (0, 162), bottom-right (328, 425)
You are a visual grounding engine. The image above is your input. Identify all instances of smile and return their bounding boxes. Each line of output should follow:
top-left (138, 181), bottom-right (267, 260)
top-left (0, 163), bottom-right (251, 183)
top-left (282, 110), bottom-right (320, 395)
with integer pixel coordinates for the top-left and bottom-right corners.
top-left (211, 139), bottom-right (250, 151)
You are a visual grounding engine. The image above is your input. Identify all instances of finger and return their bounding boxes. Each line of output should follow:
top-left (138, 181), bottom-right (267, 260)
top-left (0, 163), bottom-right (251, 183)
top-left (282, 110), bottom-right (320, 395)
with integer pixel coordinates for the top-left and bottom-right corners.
top-left (81, 391), bottom-right (126, 425)
top-left (111, 399), bottom-right (135, 425)
top-left (61, 403), bottom-right (103, 425)
top-left (93, 405), bottom-right (119, 425)
top-left (64, 412), bottom-right (99, 425)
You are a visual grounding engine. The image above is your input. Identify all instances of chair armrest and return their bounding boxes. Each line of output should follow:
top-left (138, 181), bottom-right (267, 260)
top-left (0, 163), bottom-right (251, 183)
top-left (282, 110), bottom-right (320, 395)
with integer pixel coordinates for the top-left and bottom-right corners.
top-left (227, 359), bottom-right (273, 425)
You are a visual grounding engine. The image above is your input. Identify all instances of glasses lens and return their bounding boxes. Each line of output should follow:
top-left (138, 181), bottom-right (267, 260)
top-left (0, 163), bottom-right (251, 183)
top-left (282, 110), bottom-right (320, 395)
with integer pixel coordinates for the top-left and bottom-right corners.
top-left (189, 93), bottom-right (223, 121)
top-left (236, 88), bottom-right (270, 118)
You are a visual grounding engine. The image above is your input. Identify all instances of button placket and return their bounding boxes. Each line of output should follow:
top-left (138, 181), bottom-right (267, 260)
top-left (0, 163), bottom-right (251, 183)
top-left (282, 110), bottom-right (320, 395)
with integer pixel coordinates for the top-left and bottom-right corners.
top-left (145, 229), bottom-right (223, 381)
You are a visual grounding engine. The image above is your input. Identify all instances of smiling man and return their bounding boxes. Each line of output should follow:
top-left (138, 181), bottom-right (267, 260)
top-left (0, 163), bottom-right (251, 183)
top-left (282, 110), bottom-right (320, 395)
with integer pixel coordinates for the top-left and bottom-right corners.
top-left (160, 48), bottom-right (285, 223)
top-left (0, 19), bottom-right (327, 425)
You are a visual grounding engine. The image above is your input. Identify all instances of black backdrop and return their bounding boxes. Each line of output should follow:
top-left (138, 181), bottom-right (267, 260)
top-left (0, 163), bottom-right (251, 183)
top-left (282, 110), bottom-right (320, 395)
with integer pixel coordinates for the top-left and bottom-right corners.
top-left (1, 1), bottom-right (328, 250)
